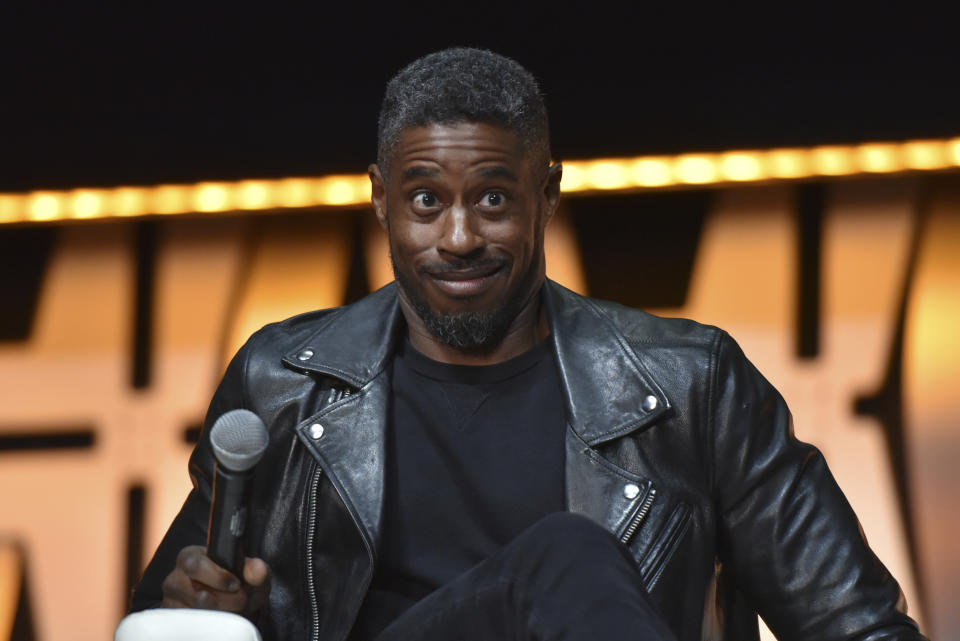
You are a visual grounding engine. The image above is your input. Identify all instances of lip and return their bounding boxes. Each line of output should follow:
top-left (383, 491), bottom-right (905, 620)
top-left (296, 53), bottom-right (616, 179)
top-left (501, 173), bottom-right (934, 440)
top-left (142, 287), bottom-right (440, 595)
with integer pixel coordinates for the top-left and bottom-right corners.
top-left (426, 264), bottom-right (504, 298)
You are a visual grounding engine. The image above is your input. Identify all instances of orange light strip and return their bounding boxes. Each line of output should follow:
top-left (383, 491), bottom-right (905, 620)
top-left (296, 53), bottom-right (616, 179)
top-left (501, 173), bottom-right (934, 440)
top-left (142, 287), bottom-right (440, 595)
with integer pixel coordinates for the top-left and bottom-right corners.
top-left (559, 138), bottom-right (960, 191)
top-left (2, 137), bottom-right (959, 225)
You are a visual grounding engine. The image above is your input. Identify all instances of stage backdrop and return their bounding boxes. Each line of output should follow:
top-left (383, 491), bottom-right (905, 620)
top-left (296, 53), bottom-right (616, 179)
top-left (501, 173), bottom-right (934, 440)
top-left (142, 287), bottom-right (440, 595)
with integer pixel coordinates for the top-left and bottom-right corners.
top-left (1, 175), bottom-right (957, 641)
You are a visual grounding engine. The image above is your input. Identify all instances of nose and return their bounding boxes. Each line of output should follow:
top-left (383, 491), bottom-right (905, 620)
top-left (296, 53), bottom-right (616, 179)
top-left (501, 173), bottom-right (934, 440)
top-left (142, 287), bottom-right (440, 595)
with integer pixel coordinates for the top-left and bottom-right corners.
top-left (437, 204), bottom-right (484, 257)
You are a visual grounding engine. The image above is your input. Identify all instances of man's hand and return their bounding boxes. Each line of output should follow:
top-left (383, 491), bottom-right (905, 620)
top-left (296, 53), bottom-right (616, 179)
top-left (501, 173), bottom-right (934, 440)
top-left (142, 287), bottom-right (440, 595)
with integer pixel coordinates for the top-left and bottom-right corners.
top-left (161, 545), bottom-right (271, 616)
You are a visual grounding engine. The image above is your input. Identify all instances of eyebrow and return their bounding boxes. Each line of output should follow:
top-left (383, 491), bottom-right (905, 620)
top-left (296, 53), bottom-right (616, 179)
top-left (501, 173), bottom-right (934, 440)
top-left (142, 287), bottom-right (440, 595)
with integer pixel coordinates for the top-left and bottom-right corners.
top-left (400, 166), bottom-right (440, 182)
top-left (477, 166), bottom-right (519, 182)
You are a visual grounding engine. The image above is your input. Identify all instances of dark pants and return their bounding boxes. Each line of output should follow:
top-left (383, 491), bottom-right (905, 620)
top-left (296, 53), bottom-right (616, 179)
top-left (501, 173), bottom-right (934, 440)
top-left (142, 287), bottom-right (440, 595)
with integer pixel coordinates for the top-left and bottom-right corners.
top-left (374, 513), bottom-right (678, 641)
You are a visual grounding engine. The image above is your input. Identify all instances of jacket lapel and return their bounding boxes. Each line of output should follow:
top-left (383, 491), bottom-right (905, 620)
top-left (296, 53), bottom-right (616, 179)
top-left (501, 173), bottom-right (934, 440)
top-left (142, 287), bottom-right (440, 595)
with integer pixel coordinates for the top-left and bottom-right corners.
top-left (542, 281), bottom-right (672, 528)
top-left (295, 374), bottom-right (391, 556)
top-left (543, 280), bottom-right (670, 446)
top-left (281, 284), bottom-right (402, 556)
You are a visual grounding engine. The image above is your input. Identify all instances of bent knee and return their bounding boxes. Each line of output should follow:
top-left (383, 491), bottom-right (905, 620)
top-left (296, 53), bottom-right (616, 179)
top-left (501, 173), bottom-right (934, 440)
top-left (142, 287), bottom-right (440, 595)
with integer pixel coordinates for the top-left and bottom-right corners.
top-left (516, 512), bottom-right (627, 564)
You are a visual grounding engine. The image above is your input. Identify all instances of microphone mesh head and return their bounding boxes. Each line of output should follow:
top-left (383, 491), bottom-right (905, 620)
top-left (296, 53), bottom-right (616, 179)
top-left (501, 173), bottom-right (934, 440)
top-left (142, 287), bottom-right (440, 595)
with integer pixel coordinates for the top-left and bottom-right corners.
top-left (209, 409), bottom-right (269, 472)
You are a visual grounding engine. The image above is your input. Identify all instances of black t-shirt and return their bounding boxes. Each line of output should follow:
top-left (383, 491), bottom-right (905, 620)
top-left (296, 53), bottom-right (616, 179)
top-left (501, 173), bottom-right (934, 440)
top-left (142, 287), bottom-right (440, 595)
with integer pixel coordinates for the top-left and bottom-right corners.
top-left (350, 337), bottom-right (567, 640)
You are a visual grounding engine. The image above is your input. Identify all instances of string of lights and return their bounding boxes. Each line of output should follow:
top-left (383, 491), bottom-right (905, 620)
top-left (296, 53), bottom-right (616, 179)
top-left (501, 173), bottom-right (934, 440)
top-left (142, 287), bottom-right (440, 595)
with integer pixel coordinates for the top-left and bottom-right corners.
top-left (2, 138), bottom-right (959, 225)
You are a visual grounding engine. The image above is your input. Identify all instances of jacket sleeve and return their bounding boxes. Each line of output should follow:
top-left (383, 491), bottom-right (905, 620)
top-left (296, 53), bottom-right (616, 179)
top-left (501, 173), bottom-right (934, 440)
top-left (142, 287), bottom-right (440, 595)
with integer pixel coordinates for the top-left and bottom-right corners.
top-left (709, 332), bottom-right (926, 641)
top-left (129, 335), bottom-right (254, 611)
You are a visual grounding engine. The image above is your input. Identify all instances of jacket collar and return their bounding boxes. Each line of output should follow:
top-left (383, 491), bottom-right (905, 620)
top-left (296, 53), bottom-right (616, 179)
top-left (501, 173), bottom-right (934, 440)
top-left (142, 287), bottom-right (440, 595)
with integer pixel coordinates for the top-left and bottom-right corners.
top-left (281, 283), bottom-right (403, 388)
top-left (283, 279), bottom-right (670, 445)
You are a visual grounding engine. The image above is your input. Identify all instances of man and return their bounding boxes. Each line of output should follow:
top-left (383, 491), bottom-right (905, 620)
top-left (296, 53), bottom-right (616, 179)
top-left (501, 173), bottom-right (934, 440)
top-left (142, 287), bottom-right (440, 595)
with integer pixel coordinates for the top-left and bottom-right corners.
top-left (132, 48), bottom-right (925, 640)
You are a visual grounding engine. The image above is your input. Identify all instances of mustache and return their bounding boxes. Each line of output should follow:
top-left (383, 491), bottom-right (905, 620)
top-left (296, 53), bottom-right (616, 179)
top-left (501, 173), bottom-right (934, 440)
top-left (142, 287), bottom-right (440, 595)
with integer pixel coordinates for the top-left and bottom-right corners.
top-left (418, 256), bottom-right (509, 275)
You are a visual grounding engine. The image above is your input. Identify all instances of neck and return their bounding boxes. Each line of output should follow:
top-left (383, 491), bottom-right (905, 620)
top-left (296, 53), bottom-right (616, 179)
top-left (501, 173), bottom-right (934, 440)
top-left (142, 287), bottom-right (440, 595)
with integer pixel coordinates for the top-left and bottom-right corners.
top-left (399, 283), bottom-right (549, 366)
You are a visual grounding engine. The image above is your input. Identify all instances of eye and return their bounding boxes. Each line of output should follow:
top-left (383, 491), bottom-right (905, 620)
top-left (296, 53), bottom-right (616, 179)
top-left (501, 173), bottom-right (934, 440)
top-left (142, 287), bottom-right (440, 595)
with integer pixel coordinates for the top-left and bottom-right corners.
top-left (411, 191), bottom-right (441, 214)
top-left (477, 191), bottom-right (507, 209)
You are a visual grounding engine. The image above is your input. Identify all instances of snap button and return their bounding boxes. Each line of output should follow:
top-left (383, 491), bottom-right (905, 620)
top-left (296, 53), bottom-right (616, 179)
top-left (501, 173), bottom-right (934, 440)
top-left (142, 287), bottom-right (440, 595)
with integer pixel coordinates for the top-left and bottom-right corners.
top-left (642, 395), bottom-right (658, 411)
top-left (297, 348), bottom-right (314, 361)
top-left (623, 483), bottom-right (640, 499)
top-left (308, 423), bottom-right (324, 439)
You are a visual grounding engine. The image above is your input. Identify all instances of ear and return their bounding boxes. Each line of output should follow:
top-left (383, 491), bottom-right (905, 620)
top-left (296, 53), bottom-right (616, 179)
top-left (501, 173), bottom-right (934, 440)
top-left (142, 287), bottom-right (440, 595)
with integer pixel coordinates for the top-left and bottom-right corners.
top-left (541, 162), bottom-right (563, 226)
top-left (369, 164), bottom-right (388, 230)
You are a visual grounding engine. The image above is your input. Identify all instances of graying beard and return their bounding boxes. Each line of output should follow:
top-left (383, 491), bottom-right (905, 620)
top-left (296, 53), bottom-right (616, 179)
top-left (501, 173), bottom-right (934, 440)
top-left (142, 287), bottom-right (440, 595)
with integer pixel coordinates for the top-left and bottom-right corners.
top-left (406, 295), bottom-right (515, 353)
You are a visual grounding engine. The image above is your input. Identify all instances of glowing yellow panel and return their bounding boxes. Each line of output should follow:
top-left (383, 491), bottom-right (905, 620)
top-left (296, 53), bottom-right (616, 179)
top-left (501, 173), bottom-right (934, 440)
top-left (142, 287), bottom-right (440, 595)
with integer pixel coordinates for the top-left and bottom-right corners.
top-left (811, 146), bottom-right (856, 175)
top-left (151, 185), bottom-right (191, 215)
top-left (235, 181), bottom-right (274, 210)
top-left (631, 158), bottom-right (673, 187)
top-left (856, 144), bottom-right (903, 173)
top-left (719, 152), bottom-right (765, 181)
top-left (111, 188), bottom-right (149, 217)
top-left (277, 178), bottom-right (316, 208)
top-left (28, 192), bottom-right (63, 221)
top-left (0, 195), bottom-right (25, 223)
top-left (560, 162), bottom-right (587, 191)
top-left (352, 176), bottom-right (372, 204)
top-left (318, 175), bottom-right (367, 206)
top-left (766, 148), bottom-right (811, 178)
top-left (193, 183), bottom-right (231, 212)
top-left (674, 155), bottom-right (717, 184)
top-left (585, 160), bottom-right (630, 190)
top-left (70, 190), bottom-right (106, 219)
top-left (949, 138), bottom-right (960, 166)
top-left (903, 140), bottom-right (948, 170)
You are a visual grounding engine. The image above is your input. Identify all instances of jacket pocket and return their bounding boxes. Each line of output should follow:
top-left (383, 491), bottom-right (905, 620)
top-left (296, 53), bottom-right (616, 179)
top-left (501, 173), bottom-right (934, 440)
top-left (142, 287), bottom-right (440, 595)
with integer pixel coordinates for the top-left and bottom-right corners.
top-left (614, 481), bottom-right (657, 545)
top-left (637, 502), bottom-right (692, 591)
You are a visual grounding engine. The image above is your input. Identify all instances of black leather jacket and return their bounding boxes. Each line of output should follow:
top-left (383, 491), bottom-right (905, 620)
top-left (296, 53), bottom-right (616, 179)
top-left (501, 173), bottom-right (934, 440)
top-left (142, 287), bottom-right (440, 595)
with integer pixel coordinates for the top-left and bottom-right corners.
top-left (132, 280), bottom-right (924, 641)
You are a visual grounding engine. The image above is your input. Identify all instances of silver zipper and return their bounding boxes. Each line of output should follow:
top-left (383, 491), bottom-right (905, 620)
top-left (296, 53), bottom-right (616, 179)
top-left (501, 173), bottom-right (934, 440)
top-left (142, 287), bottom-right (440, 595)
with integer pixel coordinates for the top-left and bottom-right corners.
top-left (306, 464), bottom-right (322, 641)
top-left (307, 386), bottom-right (349, 641)
top-left (619, 486), bottom-right (656, 545)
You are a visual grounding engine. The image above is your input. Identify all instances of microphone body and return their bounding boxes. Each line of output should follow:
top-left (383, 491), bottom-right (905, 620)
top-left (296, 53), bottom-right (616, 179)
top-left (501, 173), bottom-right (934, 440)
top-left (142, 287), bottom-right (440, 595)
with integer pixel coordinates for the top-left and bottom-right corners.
top-left (206, 409), bottom-right (269, 577)
top-left (208, 465), bottom-right (255, 576)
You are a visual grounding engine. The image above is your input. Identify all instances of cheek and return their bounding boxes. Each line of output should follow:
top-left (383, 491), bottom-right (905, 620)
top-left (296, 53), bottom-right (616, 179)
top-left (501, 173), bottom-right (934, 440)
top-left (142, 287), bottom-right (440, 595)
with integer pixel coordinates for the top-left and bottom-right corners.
top-left (499, 221), bottom-right (541, 263)
top-left (388, 224), bottom-right (436, 266)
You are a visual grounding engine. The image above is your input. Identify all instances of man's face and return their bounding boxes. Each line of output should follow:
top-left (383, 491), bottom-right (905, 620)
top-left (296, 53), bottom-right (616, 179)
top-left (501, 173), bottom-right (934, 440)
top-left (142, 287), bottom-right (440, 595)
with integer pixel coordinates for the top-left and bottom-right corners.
top-left (371, 122), bottom-right (560, 351)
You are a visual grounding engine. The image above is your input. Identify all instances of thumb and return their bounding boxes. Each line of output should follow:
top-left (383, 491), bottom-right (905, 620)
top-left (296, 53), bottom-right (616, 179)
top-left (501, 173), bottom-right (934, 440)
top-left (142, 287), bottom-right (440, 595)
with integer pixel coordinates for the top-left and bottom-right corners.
top-left (242, 557), bottom-right (271, 615)
top-left (243, 557), bottom-right (270, 587)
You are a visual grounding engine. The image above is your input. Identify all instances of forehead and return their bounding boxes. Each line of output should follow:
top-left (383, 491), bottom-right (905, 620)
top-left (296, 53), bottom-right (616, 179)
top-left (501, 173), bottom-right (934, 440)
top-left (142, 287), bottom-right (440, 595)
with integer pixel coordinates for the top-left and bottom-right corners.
top-left (388, 122), bottom-right (531, 181)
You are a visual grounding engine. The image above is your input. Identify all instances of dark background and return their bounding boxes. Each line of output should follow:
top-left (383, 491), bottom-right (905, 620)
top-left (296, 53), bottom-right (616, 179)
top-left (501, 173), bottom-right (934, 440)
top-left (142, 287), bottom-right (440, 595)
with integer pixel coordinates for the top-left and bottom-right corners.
top-left (1, 3), bottom-right (958, 192)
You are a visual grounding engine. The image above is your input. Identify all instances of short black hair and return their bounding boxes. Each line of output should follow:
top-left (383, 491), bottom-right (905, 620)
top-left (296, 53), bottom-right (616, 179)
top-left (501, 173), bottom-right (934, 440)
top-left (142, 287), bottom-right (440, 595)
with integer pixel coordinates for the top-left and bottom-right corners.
top-left (376, 47), bottom-right (550, 177)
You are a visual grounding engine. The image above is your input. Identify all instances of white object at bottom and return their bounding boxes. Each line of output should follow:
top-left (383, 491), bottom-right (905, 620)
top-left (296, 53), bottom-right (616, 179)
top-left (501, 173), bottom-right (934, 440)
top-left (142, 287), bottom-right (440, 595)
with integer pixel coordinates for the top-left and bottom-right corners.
top-left (115, 609), bottom-right (262, 641)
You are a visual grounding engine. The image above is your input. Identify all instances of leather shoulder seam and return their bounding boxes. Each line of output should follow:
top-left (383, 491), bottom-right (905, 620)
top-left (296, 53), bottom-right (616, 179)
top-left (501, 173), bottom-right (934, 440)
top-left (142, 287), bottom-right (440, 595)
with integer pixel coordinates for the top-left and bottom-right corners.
top-left (276, 306), bottom-right (343, 332)
top-left (706, 327), bottom-right (726, 499)
top-left (238, 326), bottom-right (259, 411)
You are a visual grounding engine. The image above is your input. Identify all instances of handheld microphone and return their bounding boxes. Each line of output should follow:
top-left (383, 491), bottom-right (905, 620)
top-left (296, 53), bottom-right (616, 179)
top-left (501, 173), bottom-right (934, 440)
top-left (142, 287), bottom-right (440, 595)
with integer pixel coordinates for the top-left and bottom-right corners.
top-left (207, 409), bottom-right (269, 577)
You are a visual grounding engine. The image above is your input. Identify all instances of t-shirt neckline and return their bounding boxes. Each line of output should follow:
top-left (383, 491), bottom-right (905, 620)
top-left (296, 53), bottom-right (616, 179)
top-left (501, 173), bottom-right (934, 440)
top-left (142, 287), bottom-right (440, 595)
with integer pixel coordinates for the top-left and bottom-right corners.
top-left (398, 335), bottom-right (553, 385)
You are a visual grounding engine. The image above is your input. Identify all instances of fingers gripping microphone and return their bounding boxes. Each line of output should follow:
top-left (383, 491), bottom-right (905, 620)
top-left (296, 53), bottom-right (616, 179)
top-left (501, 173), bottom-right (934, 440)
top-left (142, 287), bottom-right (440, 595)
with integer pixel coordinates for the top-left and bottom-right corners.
top-left (207, 409), bottom-right (269, 577)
